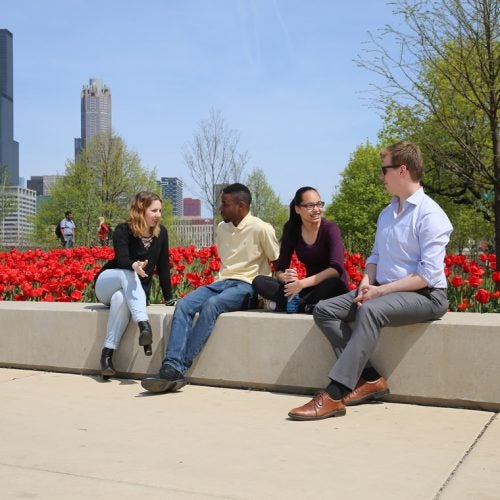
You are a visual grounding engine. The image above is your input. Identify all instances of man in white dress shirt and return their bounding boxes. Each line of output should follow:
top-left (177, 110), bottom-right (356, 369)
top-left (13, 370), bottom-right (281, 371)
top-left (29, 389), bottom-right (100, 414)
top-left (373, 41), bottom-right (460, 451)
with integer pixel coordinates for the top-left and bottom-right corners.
top-left (289, 140), bottom-right (453, 420)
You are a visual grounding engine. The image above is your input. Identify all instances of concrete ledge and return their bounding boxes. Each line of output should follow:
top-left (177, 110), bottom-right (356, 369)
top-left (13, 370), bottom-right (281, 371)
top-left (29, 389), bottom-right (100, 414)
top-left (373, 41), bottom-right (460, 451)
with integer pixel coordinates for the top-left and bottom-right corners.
top-left (0, 302), bottom-right (499, 410)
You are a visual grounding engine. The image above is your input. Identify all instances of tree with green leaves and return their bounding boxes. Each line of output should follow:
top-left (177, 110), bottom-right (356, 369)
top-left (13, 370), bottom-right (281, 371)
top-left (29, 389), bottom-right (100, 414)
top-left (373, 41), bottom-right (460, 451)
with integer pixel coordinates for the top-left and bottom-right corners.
top-left (357, 0), bottom-right (499, 266)
top-left (32, 132), bottom-right (161, 248)
top-left (326, 143), bottom-right (390, 256)
top-left (245, 168), bottom-right (288, 238)
top-left (183, 109), bottom-right (248, 242)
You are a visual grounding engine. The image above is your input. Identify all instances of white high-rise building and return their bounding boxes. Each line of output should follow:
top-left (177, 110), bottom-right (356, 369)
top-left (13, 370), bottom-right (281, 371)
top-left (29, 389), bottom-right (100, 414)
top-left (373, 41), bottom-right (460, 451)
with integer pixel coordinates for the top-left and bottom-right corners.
top-left (0, 186), bottom-right (36, 247)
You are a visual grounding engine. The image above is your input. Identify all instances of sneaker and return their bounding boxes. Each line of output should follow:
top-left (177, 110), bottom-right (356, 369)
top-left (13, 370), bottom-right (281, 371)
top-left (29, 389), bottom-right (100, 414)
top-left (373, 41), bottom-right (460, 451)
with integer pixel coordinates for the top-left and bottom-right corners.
top-left (141, 364), bottom-right (187, 393)
top-left (263, 299), bottom-right (277, 312)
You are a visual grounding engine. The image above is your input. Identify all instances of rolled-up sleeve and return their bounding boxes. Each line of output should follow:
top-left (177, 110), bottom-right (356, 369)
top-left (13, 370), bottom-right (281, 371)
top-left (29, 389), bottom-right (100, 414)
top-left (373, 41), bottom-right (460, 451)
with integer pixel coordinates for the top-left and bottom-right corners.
top-left (416, 211), bottom-right (453, 287)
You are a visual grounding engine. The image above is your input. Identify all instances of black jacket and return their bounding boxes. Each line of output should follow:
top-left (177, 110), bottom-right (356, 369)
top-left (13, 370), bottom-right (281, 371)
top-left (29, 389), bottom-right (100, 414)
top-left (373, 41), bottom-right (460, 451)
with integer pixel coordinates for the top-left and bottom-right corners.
top-left (94, 222), bottom-right (172, 302)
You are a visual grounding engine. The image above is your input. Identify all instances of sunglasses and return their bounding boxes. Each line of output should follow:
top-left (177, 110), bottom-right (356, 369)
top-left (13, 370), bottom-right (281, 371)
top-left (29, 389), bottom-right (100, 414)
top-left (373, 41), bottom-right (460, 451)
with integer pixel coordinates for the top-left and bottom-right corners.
top-left (381, 164), bottom-right (402, 176)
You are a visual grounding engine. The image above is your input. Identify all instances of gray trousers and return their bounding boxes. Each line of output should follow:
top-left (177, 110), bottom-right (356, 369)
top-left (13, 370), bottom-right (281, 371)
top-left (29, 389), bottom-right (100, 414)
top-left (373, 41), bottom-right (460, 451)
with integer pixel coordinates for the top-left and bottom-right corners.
top-left (313, 288), bottom-right (449, 390)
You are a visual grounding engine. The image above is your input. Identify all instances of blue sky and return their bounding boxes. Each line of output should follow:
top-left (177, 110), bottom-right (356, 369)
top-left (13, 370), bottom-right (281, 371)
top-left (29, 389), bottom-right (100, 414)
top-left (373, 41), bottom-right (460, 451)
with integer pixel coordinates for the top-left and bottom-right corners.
top-left (4, 0), bottom-right (397, 215)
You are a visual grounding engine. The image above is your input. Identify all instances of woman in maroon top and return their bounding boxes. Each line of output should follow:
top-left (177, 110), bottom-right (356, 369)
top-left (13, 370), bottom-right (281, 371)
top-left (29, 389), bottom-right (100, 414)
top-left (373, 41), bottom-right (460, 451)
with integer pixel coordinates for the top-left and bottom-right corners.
top-left (252, 186), bottom-right (348, 313)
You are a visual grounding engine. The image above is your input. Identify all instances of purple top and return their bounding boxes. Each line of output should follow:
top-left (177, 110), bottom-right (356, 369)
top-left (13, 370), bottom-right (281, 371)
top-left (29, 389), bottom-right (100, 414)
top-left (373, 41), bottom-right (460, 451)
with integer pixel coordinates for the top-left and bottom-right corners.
top-left (275, 218), bottom-right (347, 285)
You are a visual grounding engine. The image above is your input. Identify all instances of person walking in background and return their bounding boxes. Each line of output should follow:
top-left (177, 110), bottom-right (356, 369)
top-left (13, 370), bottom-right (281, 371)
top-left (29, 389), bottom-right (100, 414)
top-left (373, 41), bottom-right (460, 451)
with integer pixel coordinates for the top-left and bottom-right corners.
top-left (253, 186), bottom-right (348, 314)
top-left (98, 216), bottom-right (111, 246)
top-left (60, 210), bottom-right (76, 249)
top-left (288, 141), bottom-right (453, 421)
top-left (94, 191), bottom-right (173, 379)
top-left (141, 183), bottom-right (280, 394)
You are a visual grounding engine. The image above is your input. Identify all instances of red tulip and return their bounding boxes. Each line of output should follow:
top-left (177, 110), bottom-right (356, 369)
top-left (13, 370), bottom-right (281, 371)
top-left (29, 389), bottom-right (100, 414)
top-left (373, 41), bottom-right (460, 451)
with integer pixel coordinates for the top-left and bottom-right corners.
top-left (474, 288), bottom-right (490, 304)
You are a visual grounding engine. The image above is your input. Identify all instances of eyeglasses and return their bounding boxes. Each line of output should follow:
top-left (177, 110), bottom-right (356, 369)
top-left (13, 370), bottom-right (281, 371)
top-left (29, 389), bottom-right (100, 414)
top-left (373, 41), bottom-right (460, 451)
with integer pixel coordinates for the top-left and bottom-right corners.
top-left (381, 164), bottom-right (402, 176)
top-left (300, 201), bottom-right (325, 211)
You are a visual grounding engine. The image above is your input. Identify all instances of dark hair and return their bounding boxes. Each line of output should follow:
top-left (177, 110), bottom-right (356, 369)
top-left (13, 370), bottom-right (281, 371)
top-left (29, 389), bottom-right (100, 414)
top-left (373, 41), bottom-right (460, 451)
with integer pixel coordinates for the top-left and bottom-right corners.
top-left (65, 210), bottom-right (72, 217)
top-left (282, 186), bottom-right (319, 244)
top-left (222, 183), bottom-right (252, 206)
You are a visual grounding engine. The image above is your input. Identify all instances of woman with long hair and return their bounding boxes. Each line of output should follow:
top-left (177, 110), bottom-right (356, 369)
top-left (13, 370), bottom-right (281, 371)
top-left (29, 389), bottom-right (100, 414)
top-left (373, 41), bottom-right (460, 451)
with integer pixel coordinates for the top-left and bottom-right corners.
top-left (253, 186), bottom-right (347, 313)
top-left (97, 216), bottom-right (110, 246)
top-left (94, 191), bottom-right (173, 379)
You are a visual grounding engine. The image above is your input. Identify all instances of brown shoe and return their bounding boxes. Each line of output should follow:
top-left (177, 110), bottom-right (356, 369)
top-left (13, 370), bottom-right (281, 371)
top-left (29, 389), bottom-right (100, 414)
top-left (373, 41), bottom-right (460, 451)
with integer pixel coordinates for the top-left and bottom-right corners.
top-left (288, 391), bottom-right (346, 421)
top-left (343, 377), bottom-right (389, 406)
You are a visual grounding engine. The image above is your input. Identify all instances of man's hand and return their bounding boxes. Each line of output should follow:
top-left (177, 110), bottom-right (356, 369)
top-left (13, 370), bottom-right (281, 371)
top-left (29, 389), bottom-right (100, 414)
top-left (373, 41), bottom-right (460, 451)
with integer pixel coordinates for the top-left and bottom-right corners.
top-left (353, 284), bottom-right (383, 307)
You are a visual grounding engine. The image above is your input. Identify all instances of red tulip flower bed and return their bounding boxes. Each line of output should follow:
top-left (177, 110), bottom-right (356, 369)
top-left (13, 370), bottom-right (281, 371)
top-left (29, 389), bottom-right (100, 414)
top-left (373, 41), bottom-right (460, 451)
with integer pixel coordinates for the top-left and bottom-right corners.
top-left (445, 253), bottom-right (500, 312)
top-left (0, 246), bottom-right (498, 312)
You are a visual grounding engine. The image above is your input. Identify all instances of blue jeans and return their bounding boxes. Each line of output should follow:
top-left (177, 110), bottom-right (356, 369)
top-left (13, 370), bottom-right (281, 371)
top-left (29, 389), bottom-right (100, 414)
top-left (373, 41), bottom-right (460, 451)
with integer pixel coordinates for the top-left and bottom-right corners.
top-left (64, 234), bottom-right (74, 248)
top-left (164, 279), bottom-right (254, 374)
top-left (94, 269), bottom-right (149, 349)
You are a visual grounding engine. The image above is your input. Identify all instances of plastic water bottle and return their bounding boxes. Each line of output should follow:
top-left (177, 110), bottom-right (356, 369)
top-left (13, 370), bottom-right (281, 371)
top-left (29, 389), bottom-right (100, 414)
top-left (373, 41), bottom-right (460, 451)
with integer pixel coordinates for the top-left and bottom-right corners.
top-left (286, 293), bottom-right (300, 313)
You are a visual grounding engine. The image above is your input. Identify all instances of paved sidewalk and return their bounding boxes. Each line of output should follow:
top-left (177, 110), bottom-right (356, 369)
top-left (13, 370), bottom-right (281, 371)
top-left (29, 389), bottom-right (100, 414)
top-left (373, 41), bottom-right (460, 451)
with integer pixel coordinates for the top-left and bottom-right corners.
top-left (1, 368), bottom-right (499, 499)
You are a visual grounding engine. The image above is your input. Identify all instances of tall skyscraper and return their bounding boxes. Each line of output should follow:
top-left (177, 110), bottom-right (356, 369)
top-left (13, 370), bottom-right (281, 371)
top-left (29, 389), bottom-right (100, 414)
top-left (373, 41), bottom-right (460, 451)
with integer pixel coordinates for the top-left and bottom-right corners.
top-left (160, 177), bottom-right (183, 216)
top-left (0, 29), bottom-right (19, 186)
top-left (75, 78), bottom-right (112, 156)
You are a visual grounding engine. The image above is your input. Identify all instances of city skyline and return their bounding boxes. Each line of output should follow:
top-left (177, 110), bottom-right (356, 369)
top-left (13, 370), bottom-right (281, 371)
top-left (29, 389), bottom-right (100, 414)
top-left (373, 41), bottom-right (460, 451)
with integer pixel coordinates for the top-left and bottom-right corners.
top-left (3, 1), bottom-right (398, 213)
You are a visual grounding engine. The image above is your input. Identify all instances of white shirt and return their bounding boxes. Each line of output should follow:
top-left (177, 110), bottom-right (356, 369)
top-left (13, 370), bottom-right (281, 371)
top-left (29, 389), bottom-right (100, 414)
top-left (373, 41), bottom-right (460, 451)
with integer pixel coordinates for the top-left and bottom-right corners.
top-left (366, 188), bottom-right (453, 288)
top-left (60, 218), bottom-right (75, 236)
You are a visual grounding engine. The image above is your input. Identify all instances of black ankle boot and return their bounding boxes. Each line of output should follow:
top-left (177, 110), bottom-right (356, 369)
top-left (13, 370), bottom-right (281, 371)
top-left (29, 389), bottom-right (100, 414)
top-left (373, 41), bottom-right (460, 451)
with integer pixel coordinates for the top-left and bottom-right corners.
top-left (138, 321), bottom-right (152, 346)
top-left (100, 347), bottom-right (116, 378)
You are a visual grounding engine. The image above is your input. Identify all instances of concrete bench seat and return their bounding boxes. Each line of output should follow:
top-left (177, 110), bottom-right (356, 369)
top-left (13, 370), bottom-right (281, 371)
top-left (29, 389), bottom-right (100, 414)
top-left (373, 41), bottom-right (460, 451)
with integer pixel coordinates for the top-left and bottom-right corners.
top-left (0, 302), bottom-right (499, 411)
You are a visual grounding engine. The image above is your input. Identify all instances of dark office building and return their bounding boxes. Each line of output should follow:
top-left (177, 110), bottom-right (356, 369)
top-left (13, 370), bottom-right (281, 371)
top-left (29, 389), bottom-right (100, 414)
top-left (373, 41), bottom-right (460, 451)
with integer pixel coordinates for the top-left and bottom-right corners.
top-left (159, 177), bottom-right (183, 216)
top-left (0, 29), bottom-right (19, 186)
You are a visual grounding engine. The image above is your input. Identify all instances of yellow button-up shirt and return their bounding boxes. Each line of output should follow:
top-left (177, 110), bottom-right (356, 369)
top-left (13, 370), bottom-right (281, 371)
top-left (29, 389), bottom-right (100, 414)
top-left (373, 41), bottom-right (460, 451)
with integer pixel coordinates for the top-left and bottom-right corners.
top-left (216, 213), bottom-right (280, 284)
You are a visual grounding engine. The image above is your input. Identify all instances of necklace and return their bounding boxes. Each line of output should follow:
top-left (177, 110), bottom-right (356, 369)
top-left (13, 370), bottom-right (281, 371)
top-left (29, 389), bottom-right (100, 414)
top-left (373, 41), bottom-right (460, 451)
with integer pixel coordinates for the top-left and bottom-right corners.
top-left (141, 235), bottom-right (154, 250)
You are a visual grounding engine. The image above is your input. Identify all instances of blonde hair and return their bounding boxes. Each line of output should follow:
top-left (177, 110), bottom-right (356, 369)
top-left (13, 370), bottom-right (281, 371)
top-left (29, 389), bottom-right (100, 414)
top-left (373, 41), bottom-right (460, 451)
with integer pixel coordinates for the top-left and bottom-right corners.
top-left (380, 140), bottom-right (423, 181)
top-left (128, 191), bottom-right (162, 237)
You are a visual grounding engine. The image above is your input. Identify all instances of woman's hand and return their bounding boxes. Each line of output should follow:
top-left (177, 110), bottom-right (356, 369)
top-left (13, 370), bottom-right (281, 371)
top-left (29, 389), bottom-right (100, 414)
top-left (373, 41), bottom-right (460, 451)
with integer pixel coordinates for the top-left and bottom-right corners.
top-left (283, 268), bottom-right (301, 298)
top-left (284, 279), bottom-right (303, 298)
top-left (132, 259), bottom-right (148, 278)
top-left (282, 268), bottom-right (298, 283)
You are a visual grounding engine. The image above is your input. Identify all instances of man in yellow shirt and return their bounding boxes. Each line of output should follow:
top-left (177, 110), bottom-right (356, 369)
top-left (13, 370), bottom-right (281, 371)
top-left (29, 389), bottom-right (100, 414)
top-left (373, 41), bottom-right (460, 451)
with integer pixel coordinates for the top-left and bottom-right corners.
top-left (142, 183), bottom-right (279, 393)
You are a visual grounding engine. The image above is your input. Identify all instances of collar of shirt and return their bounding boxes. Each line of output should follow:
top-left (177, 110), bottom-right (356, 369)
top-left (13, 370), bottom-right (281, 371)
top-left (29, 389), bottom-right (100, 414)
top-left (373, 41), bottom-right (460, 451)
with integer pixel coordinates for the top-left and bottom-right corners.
top-left (228, 212), bottom-right (252, 231)
top-left (390, 186), bottom-right (424, 214)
